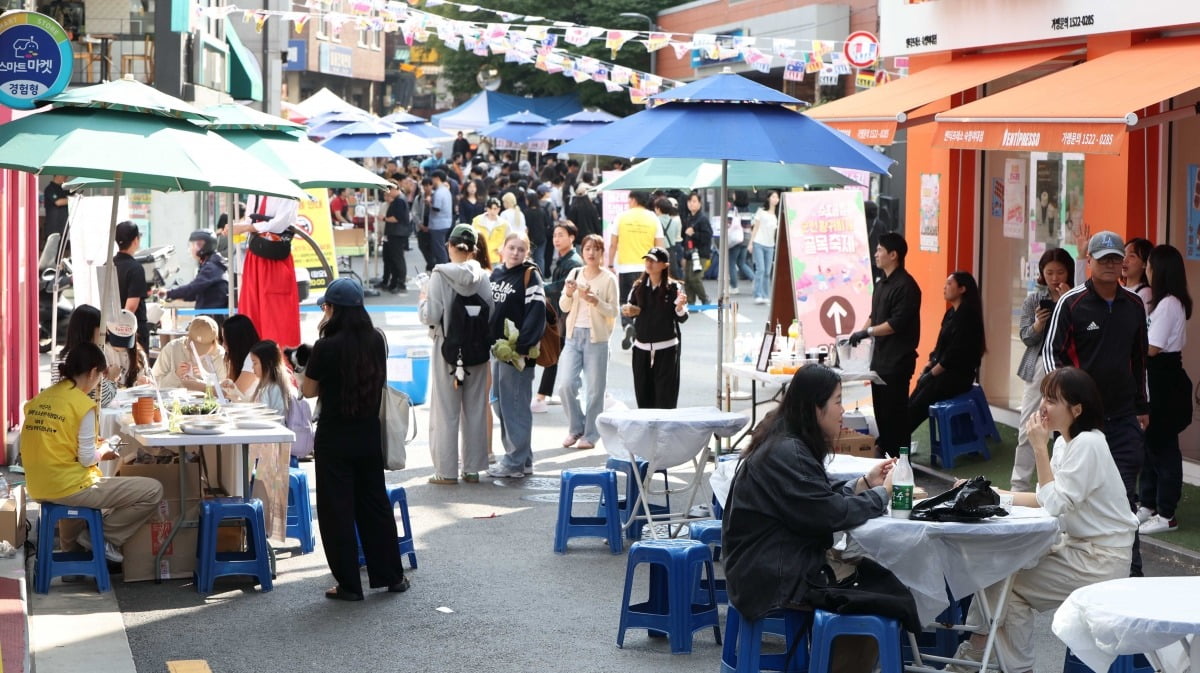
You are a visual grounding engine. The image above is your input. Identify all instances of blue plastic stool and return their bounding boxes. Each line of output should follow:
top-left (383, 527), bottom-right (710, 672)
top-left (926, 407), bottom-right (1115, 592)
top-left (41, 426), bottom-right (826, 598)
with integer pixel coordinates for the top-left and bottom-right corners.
top-left (285, 468), bottom-right (316, 554)
top-left (35, 503), bottom-right (110, 594)
top-left (554, 468), bottom-right (622, 554)
top-left (687, 519), bottom-right (726, 604)
top-left (195, 498), bottom-right (273, 593)
top-left (1064, 650), bottom-right (1153, 673)
top-left (928, 395), bottom-right (992, 469)
top-left (617, 539), bottom-right (722, 655)
top-left (808, 610), bottom-right (903, 673)
top-left (357, 485), bottom-right (417, 568)
top-left (721, 605), bottom-right (809, 673)
top-left (964, 385), bottom-right (1001, 442)
top-left (602, 457), bottom-right (671, 540)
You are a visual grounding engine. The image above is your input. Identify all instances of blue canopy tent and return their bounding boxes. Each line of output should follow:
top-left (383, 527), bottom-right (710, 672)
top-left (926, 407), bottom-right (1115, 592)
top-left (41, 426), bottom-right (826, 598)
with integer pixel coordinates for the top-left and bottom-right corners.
top-left (432, 91), bottom-right (582, 130)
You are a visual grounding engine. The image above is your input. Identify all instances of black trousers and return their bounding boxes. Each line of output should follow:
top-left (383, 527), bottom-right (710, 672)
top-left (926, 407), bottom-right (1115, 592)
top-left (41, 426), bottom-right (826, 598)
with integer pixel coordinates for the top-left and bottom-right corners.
top-left (632, 344), bottom-right (680, 409)
top-left (906, 370), bottom-right (975, 436)
top-left (1105, 413), bottom-right (1146, 576)
top-left (381, 237), bottom-right (407, 289)
top-left (873, 368), bottom-right (913, 458)
top-left (1140, 420), bottom-right (1183, 519)
top-left (416, 228), bottom-right (435, 272)
top-left (315, 417), bottom-right (404, 594)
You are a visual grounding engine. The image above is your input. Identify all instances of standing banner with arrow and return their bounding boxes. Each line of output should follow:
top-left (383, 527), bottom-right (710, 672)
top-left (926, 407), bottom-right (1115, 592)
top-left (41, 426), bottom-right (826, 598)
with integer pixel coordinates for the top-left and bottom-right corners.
top-left (782, 190), bottom-right (873, 345)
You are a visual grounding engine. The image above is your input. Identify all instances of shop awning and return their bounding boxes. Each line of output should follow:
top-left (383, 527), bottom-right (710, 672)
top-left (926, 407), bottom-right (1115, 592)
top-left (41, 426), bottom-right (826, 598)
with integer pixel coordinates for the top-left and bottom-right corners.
top-left (934, 35), bottom-right (1200, 154)
top-left (806, 46), bottom-right (1073, 146)
top-left (225, 20), bottom-right (264, 103)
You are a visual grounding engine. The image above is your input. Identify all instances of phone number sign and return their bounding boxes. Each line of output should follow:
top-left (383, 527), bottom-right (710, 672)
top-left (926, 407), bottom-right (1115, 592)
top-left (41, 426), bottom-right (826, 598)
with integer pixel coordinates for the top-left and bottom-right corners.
top-left (0, 12), bottom-right (72, 110)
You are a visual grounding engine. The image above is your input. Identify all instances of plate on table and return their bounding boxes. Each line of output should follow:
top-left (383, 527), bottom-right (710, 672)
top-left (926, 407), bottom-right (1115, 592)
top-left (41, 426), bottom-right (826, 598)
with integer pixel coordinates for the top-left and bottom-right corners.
top-left (180, 422), bottom-right (229, 436)
top-left (235, 419), bottom-right (280, 430)
top-left (130, 423), bottom-right (168, 433)
top-left (223, 402), bottom-right (267, 411)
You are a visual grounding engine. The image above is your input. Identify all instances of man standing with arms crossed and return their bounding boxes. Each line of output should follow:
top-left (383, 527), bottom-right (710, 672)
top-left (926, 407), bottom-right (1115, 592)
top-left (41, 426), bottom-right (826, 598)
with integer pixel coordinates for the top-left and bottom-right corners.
top-left (1044, 231), bottom-right (1149, 576)
top-left (607, 191), bottom-right (665, 350)
top-left (847, 233), bottom-right (922, 458)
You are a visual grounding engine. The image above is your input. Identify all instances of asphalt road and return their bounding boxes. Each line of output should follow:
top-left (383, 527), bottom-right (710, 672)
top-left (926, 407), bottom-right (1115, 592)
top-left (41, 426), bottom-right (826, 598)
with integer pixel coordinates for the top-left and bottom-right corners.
top-left (111, 253), bottom-right (1191, 673)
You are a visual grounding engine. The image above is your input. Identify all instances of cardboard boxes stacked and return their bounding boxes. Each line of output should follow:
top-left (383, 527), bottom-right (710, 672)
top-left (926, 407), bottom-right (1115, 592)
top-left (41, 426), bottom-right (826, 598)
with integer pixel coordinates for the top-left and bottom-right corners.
top-left (0, 485), bottom-right (26, 549)
top-left (832, 428), bottom-right (876, 457)
top-left (119, 461), bottom-right (201, 582)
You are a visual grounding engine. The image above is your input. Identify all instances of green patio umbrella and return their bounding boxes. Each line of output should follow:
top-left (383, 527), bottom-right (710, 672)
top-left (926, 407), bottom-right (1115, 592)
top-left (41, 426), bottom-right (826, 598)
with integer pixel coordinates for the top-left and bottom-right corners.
top-left (200, 103), bottom-right (306, 133)
top-left (596, 157), bottom-right (858, 191)
top-left (217, 129), bottom-right (391, 190)
top-left (38, 75), bottom-right (213, 121)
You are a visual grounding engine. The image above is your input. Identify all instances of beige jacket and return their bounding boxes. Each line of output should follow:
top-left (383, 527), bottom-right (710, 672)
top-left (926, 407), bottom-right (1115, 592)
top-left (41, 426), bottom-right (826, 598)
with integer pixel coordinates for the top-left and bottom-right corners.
top-left (559, 267), bottom-right (618, 343)
top-left (152, 338), bottom-right (228, 390)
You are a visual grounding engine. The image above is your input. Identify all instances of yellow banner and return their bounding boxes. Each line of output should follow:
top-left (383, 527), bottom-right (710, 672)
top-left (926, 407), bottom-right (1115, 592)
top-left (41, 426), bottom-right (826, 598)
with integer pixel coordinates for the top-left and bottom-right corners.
top-left (292, 189), bottom-right (339, 289)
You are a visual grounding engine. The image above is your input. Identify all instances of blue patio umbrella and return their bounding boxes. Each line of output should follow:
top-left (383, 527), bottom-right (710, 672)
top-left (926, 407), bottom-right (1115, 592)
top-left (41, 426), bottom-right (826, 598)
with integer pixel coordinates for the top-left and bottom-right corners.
top-left (306, 109), bottom-right (374, 139)
top-left (476, 111), bottom-right (551, 145)
top-left (554, 70), bottom-right (896, 409)
top-left (528, 108), bottom-right (620, 142)
top-left (319, 119), bottom-right (431, 158)
top-left (382, 111), bottom-right (454, 140)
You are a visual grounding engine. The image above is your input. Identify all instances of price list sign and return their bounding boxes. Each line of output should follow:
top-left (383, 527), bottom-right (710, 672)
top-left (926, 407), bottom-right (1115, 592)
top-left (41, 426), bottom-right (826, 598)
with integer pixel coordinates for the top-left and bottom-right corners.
top-left (0, 11), bottom-right (72, 109)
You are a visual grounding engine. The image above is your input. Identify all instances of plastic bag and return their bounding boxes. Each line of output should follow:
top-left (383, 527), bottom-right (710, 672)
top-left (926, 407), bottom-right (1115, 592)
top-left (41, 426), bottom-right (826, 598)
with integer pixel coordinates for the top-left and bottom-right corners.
top-left (910, 475), bottom-right (1008, 522)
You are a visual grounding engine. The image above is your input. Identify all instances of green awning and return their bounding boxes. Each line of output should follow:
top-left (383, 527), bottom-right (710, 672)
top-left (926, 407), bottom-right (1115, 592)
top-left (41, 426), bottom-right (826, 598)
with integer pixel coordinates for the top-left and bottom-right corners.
top-left (224, 20), bottom-right (263, 102)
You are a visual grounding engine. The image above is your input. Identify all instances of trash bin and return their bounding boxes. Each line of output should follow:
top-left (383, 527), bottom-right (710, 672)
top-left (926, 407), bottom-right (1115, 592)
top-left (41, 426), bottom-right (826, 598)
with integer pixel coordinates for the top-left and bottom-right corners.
top-left (387, 343), bottom-right (430, 405)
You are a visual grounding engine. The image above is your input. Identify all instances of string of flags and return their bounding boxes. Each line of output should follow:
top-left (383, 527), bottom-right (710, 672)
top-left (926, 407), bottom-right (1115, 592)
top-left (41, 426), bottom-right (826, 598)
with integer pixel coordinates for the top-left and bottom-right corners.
top-left (192, 0), bottom-right (907, 103)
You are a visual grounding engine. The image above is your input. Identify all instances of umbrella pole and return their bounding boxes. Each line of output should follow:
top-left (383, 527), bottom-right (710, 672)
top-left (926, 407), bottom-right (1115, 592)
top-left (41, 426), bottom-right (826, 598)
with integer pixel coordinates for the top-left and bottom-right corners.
top-left (97, 173), bottom-right (123, 346)
top-left (49, 200), bottom-right (78, 359)
top-left (716, 160), bottom-right (728, 414)
top-left (227, 191), bottom-right (237, 318)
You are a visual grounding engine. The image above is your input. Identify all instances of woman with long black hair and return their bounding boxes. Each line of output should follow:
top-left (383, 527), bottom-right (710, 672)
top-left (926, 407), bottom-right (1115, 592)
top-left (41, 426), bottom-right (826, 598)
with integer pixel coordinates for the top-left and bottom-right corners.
top-left (621, 247), bottom-right (689, 409)
top-left (217, 314), bottom-right (260, 401)
top-left (1136, 244), bottom-right (1193, 535)
top-left (907, 271), bottom-right (986, 435)
top-left (299, 277), bottom-right (407, 600)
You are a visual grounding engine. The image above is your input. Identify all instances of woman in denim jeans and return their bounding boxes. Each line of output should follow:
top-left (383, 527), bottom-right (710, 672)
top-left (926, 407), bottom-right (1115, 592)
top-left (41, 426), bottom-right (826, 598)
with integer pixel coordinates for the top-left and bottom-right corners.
top-left (556, 234), bottom-right (618, 449)
top-left (748, 190), bottom-right (780, 305)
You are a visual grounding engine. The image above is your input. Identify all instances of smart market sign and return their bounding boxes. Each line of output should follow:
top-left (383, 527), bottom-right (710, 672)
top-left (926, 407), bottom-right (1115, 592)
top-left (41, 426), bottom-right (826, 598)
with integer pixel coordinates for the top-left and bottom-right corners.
top-left (0, 11), bottom-right (72, 110)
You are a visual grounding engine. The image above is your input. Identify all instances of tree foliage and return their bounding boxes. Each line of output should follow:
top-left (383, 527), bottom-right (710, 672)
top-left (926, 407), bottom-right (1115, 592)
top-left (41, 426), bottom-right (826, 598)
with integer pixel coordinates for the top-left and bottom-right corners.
top-left (432, 0), bottom-right (680, 117)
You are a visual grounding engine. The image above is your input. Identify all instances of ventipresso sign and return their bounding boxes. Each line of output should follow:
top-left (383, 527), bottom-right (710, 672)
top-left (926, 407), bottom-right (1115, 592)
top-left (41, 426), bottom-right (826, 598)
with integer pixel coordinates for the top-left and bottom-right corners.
top-left (880, 0), bottom-right (1200, 56)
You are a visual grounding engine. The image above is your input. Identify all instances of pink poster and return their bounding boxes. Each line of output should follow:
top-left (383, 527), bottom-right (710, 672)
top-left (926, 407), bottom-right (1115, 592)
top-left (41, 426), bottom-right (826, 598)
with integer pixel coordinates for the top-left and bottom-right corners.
top-left (783, 191), bottom-right (874, 342)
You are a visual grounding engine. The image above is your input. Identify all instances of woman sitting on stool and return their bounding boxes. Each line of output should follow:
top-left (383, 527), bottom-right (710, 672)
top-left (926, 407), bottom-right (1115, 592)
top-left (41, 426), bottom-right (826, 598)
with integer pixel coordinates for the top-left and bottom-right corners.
top-left (907, 271), bottom-right (986, 436)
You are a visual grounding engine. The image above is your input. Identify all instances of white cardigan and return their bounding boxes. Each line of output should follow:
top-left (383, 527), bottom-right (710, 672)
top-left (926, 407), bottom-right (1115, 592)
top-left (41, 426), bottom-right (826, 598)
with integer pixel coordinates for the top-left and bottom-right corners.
top-left (559, 267), bottom-right (618, 344)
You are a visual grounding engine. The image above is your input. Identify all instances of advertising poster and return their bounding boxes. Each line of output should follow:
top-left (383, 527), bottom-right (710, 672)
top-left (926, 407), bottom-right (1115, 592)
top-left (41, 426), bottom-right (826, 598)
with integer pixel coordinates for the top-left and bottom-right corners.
top-left (600, 170), bottom-right (628, 251)
top-left (782, 191), bottom-right (873, 341)
top-left (1189, 164), bottom-right (1200, 261)
top-left (1003, 159), bottom-right (1026, 239)
top-left (991, 178), bottom-right (1004, 219)
top-left (919, 173), bottom-right (940, 252)
top-left (292, 189), bottom-right (338, 290)
top-left (1034, 159), bottom-right (1061, 239)
top-left (1064, 159), bottom-right (1086, 249)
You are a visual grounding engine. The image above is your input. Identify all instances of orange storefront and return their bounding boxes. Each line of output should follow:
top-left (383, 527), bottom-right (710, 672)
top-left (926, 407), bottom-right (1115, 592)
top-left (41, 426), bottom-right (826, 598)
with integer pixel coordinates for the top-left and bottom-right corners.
top-left (817, 1), bottom-right (1200, 460)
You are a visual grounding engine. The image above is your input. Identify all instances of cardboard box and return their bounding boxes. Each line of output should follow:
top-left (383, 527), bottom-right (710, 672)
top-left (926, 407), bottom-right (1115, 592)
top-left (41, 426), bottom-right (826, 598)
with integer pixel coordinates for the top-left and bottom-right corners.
top-left (119, 462), bottom-right (202, 582)
top-left (0, 485), bottom-right (27, 549)
top-left (833, 429), bottom-right (877, 457)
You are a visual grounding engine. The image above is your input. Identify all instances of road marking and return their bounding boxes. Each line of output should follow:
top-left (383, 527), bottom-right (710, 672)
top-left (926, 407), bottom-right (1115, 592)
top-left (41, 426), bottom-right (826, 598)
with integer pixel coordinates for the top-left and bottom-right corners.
top-left (168, 661), bottom-right (214, 673)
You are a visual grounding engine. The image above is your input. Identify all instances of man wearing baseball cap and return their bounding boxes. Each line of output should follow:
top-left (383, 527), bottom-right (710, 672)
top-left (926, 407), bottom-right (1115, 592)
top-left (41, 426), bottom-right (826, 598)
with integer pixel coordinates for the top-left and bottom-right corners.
top-left (1044, 230), bottom-right (1149, 576)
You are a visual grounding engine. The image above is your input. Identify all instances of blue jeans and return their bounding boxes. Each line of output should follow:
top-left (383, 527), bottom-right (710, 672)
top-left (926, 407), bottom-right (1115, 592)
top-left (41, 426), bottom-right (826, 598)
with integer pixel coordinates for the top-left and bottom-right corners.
top-left (727, 243), bottom-right (752, 289)
top-left (752, 244), bottom-right (774, 299)
top-left (555, 327), bottom-right (609, 443)
top-left (492, 360), bottom-right (535, 471)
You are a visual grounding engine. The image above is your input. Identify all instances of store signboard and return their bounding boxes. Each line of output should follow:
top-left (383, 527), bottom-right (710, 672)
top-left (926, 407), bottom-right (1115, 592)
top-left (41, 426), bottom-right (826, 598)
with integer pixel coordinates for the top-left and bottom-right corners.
top-left (0, 11), bottom-right (72, 110)
top-left (933, 121), bottom-right (1127, 155)
top-left (880, 0), bottom-right (1200, 56)
top-left (318, 43), bottom-right (353, 77)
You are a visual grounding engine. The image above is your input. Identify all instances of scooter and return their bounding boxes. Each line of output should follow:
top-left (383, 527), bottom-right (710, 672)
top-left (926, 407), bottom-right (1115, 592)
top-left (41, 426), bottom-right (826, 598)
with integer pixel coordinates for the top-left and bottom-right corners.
top-left (38, 233), bottom-right (72, 354)
top-left (135, 243), bottom-right (176, 336)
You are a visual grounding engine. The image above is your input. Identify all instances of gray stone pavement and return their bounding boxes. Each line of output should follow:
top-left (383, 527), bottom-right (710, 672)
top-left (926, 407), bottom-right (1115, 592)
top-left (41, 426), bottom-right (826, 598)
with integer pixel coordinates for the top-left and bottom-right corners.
top-left (25, 251), bottom-right (1198, 673)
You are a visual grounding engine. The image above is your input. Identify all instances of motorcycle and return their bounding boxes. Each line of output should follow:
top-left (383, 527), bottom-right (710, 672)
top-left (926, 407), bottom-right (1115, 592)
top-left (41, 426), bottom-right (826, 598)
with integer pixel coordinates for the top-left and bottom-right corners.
top-left (38, 233), bottom-right (73, 354)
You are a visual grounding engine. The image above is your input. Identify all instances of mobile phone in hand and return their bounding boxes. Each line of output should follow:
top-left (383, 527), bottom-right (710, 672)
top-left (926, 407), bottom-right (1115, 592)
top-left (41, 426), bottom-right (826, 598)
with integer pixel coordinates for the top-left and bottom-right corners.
top-left (1038, 299), bottom-right (1056, 311)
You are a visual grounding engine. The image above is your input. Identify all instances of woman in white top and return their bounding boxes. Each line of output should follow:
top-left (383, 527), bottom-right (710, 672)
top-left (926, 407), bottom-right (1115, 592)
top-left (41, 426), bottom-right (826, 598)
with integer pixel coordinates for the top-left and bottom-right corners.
top-left (556, 234), bottom-right (619, 449)
top-left (1136, 244), bottom-right (1193, 535)
top-left (1120, 237), bottom-right (1154, 306)
top-left (748, 190), bottom-right (780, 304)
top-left (218, 314), bottom-right (260, 401)
top-left (948, 367), bottom-right (1137, 673)
top-left (499, 191), bottom-right (526, 238)
top-left (248, 340), bottom-right (294, 416)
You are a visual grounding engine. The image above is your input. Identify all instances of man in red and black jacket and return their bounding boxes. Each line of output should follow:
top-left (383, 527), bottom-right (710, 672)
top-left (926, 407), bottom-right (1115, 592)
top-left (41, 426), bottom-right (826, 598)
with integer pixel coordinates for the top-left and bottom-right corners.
top-left (1043, 230), bottom-right (1148, 576)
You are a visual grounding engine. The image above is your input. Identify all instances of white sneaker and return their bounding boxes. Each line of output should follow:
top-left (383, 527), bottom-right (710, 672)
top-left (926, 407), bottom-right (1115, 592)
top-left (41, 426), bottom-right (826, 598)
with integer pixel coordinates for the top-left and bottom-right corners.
top-left (754, 297), bottom-right (767, 305)
top-left (942, 641), bottom-right (985, 673)
top-left (729, 287), bottom-right (740, 295)
top-left (1136, 506), bottom-right (1154, 524)
top-left (546, 395), bottom-right (562, 406)
top-left (77, 532), bottom-right (124, 563)
top-left (486, 464), bottom-right (525, 479)
top-left (1139, 514), bottom-right (1178, 535)
top-left (530, 398), bottom-right (549, 413)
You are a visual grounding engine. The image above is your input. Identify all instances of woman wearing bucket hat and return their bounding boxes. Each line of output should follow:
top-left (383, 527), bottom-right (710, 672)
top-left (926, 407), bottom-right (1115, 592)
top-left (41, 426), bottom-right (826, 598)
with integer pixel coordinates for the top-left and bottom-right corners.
top-left (151, 316), bottom-right (227, 392)
top-left (300, 277), bottom-right (408, 600)
top-left (419, 224), bottom-right (495, 484)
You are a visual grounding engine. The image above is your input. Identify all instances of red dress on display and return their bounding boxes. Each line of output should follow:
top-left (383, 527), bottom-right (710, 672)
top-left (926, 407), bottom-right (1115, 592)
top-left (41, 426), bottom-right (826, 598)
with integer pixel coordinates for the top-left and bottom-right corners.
top-left (240, 195), bottom-right (301, 347)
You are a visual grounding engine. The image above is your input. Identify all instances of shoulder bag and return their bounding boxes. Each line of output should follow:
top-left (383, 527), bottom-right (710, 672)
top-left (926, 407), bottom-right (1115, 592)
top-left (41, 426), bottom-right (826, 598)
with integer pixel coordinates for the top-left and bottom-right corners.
top-left (376, 330), bottom-right (417, 470)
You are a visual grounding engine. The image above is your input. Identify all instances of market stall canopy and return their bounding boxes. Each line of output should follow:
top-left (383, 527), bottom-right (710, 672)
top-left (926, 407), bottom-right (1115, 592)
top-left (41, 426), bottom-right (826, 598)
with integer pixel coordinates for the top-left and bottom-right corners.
top-left (382, 111), bottom-right (454, 140)
top-left (597, 158), bottom-right (857, 191)
top-left (432, 91), bottom-right (582, 130)
top-left (807, 46), bottom-right (1074, 146)
top-left (37, 75), bottom-right (213, 121)
top-left (319, 119), bottom-right (431, 158)
top-left (933, 35), bottom-right (1200, 155)
top-left (476, 111), bottom-right (551, 144)
top-left (529, 108), bottom-right (620, 142)
top-left (306, 109), bottom-right (375, 139)
top-left (293, 87), bottom-right (367, 118)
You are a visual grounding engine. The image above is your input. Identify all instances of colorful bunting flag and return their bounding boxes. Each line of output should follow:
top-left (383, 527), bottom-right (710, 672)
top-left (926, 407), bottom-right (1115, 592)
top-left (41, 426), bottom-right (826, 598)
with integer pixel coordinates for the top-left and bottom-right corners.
top-left (855, 71), bottom-right (876, 88)
top-left (784, 58), bottom-right (804, 82)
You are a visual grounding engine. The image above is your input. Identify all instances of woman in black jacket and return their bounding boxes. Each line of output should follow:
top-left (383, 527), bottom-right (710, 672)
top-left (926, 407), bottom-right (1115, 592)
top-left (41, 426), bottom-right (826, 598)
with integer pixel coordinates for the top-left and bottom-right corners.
top-left (680, 191), bottom-right (713, 305)
top-left (907, 271), bottom-right (986, 434)
top-left (723, 364), bottom-right (897, 668)
top-left (566, 183), bottom-right (601, 241)
top-left (621, 247), bottom-right (688, 408)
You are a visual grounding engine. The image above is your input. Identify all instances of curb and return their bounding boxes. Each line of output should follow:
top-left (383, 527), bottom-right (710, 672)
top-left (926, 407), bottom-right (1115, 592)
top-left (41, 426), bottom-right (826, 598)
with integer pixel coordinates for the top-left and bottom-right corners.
top-left (912, 462), bottom-right (1200, 570)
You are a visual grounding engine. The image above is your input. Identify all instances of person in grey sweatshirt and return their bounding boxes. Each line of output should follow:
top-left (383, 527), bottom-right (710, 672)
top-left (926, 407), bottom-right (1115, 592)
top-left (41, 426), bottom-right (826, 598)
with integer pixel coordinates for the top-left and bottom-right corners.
top-left (418, 224), bottom-right (495, 484)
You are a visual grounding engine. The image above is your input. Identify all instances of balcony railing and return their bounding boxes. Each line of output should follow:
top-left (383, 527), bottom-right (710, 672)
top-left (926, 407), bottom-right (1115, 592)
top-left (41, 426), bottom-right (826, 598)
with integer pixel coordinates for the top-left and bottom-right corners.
top-left (68, 17), bottom-right (155, 85)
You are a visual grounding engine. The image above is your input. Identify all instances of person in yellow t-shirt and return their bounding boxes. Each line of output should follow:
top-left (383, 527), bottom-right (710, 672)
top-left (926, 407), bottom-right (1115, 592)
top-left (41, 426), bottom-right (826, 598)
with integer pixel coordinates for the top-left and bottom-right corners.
top-left (472, 197), bottom-right (508, 262)
top-left (22, 343), bottom-right (162, 563)
top-left (607, 191), bottom-right (667, 349)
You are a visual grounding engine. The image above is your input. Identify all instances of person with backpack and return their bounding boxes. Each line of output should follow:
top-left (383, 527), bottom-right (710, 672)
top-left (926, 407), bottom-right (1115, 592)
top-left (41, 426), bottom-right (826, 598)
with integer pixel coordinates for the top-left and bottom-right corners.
top-left (248, 339), bottom-right (313, 462)
top-left (486, 232), bottom-right (547, 479)
top-left (418, 225), bottom-right (495, 485)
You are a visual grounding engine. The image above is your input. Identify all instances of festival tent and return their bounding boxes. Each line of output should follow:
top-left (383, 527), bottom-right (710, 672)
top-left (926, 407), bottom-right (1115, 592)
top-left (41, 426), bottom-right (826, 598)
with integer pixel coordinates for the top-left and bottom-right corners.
top-left (293, 87), bottom-right (367, 119)
top-left (432, 91), bottom-right (582, 131)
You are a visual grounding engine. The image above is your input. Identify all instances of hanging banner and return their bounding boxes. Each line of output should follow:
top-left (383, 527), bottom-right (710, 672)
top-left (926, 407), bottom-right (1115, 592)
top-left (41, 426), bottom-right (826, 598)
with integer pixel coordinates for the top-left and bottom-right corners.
top-left (1189, 164), bottom-right (1200, 261)
top-left (919, 173), bottom-right (940, 252)
top-left (1003, 159), bottom-right (1026, 239)
top-left (292, 189), bottom-right (339, 290)
top-left (782, 191), bottom-right (873, 341)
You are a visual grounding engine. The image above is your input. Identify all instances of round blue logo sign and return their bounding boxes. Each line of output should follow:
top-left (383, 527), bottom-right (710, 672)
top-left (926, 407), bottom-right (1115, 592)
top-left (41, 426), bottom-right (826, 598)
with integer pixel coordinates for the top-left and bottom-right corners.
top-left (0, 11), bottom-right (72, 110)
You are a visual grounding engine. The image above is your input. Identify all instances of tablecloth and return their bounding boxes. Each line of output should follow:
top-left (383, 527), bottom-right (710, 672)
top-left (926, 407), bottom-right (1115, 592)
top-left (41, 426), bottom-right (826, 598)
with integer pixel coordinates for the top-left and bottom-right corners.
top-left (596, 407), bottom-right (748, 469)
top-left (847, 506), bottom-right (1062, 625)
top-left (1053, 577), bottom-right (1200, 673)
top-left (723, 362), bottom-right (883, 386)
top-left (709, 454), bottom-right (883, 510)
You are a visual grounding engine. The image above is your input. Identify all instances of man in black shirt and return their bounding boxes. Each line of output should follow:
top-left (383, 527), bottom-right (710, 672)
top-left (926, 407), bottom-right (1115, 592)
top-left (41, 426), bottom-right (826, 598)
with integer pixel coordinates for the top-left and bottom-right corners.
top-left (1044, 230), bottom-right (1148, 575)
top-left (113, 221), bottom-right (150, 350)
top-left (380, 185), bottom-right (410, 294)
top-left (42, 175), bottom-right (72, 252)
top-left (848, 232), bottom-right (922, 457)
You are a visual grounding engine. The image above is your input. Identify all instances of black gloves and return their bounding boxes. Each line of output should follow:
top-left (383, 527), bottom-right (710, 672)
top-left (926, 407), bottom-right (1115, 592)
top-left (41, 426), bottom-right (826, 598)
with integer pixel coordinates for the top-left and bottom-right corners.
top-left (847, 329), bottom-right (870, 348)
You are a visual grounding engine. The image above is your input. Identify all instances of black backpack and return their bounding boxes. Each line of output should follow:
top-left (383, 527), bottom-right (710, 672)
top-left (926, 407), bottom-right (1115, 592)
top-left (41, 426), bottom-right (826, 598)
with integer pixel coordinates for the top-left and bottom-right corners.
top-left (441, 291), bottom-right (491, 369)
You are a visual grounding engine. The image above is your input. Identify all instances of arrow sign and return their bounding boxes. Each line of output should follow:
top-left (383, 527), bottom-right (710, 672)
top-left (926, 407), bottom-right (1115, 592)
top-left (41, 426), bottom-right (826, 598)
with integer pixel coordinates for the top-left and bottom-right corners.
top-left (825, 301), bottom-right (848, 334)
top-left (818, 295), bottom-right (857, 339)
